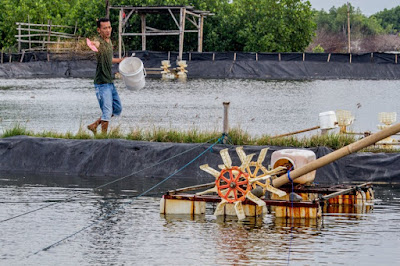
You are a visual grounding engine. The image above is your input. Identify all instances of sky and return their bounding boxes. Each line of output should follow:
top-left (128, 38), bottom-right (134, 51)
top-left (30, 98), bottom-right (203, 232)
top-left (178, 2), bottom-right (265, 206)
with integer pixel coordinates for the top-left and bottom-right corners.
top-left (307, 0), bottom-right (399, 16)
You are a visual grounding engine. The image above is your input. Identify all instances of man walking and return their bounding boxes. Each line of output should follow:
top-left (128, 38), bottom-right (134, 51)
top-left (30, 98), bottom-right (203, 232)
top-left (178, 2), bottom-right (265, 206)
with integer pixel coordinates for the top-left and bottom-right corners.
top-left (87, 17), bottom-right (124, 134)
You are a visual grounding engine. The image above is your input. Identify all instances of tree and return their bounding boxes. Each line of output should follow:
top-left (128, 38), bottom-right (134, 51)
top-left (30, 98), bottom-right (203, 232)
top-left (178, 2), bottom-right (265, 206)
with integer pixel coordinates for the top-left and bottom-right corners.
top-left (372, 6), bottom-right (400, 34)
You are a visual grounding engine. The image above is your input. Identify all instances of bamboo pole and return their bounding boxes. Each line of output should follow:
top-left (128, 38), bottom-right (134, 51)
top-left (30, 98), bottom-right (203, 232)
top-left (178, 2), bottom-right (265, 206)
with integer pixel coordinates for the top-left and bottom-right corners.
top-left (270, 126), bottom-right (320, 139)
top-left (272, 122), bottom-right (400, 188)
top-left (47, 20), bottom-right (51, 61)
top-left (18, 24), bottom-right (21, 52)
top-left (28, 15), bottom-right (31, 50)
top-left (118, 9), bottom-right (123, 58)
top-left (347, 2), bottom-right (351, 53)
top-left (20, 50), bottom-right (25, 62)
top-left (318, 182), bottom-right (371, 201)
top-left (141, 14), bottom-right (146, 51)
top-left (178, 7), bottom-right (186, 61)
top-left (223, 102), bottom-right (230, 144)
top-left (197, 15), bottom-right (204, 52)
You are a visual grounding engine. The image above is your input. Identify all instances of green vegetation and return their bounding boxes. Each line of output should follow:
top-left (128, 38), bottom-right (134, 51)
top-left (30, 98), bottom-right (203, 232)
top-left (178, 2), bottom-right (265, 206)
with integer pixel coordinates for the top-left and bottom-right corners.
top-left (314, 4), bottom-right (385, 37)
top-left (310, 3), bottom-right (400, 52)
top-left (0, 0), bottom-right (315, 52)
top-left (372, 6), bottom-right (400, 33)
top-left (312, 44), bottom-right (324, 53)
top-left (2, 124), bottom-right (397, 153)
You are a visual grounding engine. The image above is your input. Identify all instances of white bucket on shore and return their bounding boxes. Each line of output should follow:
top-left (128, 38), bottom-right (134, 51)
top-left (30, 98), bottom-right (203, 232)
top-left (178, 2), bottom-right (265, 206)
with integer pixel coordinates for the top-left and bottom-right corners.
top-left (319, 111), bottom-right (337, 129)
top-left (118, 57), bottom-right (146, 90)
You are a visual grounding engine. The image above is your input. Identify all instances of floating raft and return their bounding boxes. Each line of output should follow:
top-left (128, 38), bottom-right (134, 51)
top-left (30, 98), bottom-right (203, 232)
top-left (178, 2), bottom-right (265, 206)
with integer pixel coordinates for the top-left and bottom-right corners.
top-left (160, 182), bottom-right (374, 219)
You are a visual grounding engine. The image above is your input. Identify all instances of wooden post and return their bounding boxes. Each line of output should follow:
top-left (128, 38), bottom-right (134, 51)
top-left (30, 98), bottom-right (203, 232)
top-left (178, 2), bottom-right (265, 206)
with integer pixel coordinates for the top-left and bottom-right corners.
top-left (347, 2), bottom-right (351, 54)
top-left (327, 53), bottom-right (331, 62)
top-left (178, 7), bottom-right (186, 61)
top-left (141, 14), bottom-right (146, 51)
top-left (17, 23), bottom-right (21, 52)
top-left (28, 15), bottom-right (31, 50)
top-left (118, 9), bottom-right (123, 58)
top-left (105, 0), bottom-right (110, 18)
top-left (1, 48), bottom-right (3, 64)
top-left (9, 50), bottom-right (12, 63)
top-left (278, 53), bottom-right (281, 61)
top-left (223, 102), bottom-right (230, 144)
top-left (47, 19), bottom-right (51, 61)
top-left (20, 50), bottom-right (25, 62)
top-left (47, 20), bottom-right (52, 48)
top-left (197, 15), bottom-right (204, 52)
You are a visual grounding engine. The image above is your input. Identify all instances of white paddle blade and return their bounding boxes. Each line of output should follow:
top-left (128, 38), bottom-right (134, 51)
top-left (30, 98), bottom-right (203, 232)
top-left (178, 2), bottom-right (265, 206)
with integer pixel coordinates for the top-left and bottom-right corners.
top-left (264, 183), bottom-right (287, 197)
top-left (246, 191), bottom-right (266, 207)
top-left (196, 186), bottom-right (218, 195)
top-left (236, 147), bottom-right (247, 164)
top-left (234, 201), bottom-right (246, 221)
top-left (214, 200), bottom-right (227, 216)
top-left (220, 149), bottom-right (232, 169)
top-left (200, 164), bottom-right (220, 178)
top-left (257, 148), bottom-right (269, 164)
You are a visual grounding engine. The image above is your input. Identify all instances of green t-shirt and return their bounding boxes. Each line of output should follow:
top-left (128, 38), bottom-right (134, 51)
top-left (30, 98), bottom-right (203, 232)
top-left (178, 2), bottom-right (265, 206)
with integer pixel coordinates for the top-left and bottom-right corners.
top-left (94, 38), bottom-right (113, 84)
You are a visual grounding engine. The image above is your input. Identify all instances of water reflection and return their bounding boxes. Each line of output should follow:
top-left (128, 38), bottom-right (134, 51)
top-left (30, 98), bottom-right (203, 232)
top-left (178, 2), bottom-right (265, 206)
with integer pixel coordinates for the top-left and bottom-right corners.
top-left (0, 184), bottom-right (399, 265)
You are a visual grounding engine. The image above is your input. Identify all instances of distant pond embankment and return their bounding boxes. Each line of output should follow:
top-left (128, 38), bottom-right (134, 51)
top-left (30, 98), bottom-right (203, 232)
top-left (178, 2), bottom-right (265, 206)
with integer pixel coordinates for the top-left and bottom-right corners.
top-left (0, 51), bottom-right (399, 80)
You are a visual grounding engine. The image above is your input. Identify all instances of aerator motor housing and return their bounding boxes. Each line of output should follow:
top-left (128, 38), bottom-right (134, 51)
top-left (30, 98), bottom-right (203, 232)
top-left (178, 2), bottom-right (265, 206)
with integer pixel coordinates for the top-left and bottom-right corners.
top-left (271, 149), bottom-right (316, 184)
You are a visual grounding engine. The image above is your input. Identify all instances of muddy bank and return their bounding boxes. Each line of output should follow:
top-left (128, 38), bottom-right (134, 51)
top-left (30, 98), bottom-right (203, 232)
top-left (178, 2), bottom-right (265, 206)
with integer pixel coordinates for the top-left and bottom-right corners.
top-left (0, 136), bottom-right (399, 191)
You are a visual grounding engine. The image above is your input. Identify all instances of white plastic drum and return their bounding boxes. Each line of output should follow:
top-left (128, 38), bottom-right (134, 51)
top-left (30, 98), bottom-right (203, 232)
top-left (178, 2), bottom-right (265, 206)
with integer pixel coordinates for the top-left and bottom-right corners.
top-left (118, 57), bottom-right (146, 90)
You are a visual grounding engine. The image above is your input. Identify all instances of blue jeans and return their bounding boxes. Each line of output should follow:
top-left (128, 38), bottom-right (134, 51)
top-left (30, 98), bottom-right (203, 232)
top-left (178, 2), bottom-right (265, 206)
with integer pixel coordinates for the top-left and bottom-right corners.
top-left (94, 83), bottom-right (122, 121)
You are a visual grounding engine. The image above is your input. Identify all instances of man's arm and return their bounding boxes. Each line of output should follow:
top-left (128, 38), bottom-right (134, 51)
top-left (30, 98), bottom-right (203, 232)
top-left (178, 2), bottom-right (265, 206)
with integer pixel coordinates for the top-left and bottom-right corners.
top-left (112, 57), bottom-right (124, 64)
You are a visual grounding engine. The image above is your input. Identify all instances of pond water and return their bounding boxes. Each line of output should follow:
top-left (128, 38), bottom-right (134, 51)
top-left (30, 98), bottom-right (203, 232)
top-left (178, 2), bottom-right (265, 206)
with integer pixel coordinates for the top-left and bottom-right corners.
top-left (1, 78), bottom-right (400, 137)
top-left (0, 183), bottom-right (399, 265)
top-left (1, 78), bottom-right (400, 264)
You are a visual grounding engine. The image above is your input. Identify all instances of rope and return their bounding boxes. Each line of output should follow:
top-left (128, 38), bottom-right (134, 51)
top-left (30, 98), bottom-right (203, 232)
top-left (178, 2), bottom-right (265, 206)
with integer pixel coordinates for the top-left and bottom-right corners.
top-left (31, 137), bottom-right (222, 256)
top-left (287, 168), bottom-right (294, 265)
top-left (0, 136), bottom-right (221, 224)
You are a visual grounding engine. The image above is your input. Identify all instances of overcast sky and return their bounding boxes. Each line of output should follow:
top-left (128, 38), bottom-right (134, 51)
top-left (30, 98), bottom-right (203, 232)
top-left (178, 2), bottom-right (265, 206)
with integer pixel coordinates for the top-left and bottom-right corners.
top-left (308, 0), bottom-right (399, 16)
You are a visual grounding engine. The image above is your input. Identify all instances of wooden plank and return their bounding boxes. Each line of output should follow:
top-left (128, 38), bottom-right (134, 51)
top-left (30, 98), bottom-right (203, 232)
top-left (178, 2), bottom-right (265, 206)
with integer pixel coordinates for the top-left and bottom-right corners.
top-left (16, 22), bottom-right (74, 28)
top-left (17, 40), bottom-right (70, 44)
top-left (168, 8), bottom-right (180, 28)
top-left (16, 28), bottom-right (76, 36)
top-left (15, 34), bottom-right (76, 39)
top-left (123, 32), bottom-right (180, 36)
top-left (186, 15), bottom-right (198, 27)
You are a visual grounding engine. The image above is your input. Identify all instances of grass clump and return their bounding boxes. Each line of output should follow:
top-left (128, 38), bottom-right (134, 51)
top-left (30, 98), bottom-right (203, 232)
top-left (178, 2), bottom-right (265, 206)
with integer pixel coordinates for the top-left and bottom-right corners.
top-left (1, 123), bottom-right (32, 138)
top-left (1, 124), bottom-right (399, 152)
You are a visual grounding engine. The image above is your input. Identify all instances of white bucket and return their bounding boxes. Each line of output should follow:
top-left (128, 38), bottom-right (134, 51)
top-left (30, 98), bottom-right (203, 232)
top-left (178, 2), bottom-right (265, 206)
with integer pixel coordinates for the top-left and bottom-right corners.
top-left (118, 57), bottom-right (146, 90)
top-left (319, 111), bottom-right (337, 129)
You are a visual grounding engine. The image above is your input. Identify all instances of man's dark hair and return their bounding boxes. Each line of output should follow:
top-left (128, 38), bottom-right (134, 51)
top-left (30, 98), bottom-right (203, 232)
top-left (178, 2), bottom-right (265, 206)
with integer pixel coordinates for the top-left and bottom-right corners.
top-left (97, 18), bottom-right (110, 28)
